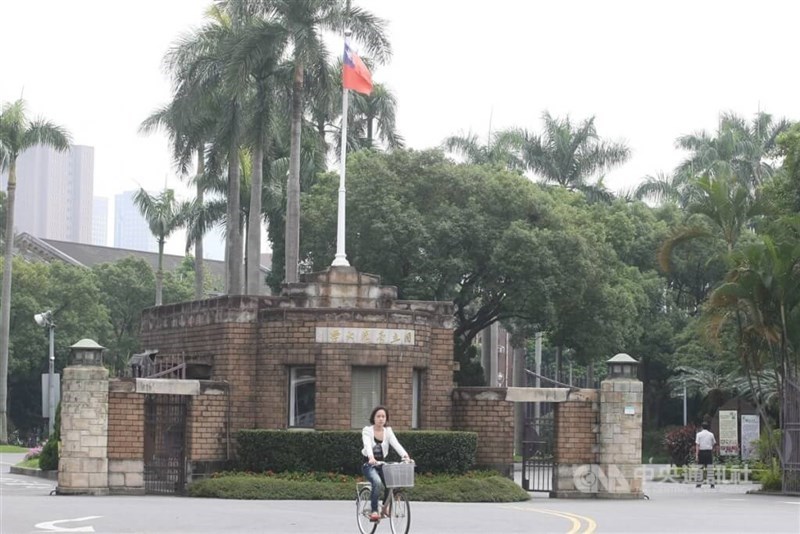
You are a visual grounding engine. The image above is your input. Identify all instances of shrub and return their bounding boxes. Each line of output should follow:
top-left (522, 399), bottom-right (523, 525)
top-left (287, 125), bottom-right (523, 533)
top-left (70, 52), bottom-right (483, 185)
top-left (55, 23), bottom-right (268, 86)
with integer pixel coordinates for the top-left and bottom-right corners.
top-left (236, 430), bottom-right (477, 475)
top-left (664, 424), bottom-right (697, 466)
top-left (189, 470), bottom-right (529, 502)
top-left (38, 402), bottom-right (61, 471)
top-left (759, 458), bottom-right (782, 492)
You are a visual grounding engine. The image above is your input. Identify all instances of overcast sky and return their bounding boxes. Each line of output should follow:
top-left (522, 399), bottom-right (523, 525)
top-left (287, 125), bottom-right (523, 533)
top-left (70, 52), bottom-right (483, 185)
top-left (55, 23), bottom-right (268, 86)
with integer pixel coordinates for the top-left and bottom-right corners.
top-left (2, 0), bottom-right (799, 254)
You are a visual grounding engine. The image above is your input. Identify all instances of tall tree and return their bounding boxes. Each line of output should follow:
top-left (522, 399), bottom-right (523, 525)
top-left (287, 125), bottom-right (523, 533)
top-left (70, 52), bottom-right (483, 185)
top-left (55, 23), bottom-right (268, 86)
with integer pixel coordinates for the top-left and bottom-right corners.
top-left (442, 129), bottom-right (523, 170)
top-left (676, 111), bottom-right (790, 188)
top-left (520, 111), bottom-right (630, 195)
top-left (165, 4), bottom-right (247, 294)
top-left (133, 188), bottom-right (191, 306)
top-left (0, 99), bottom-right (70, 443)
top-left (223, 16), bottom-right (287, 293)
top-left (225, 0), bottom-right (391, 283)
top-left (140, 84), bottom-right (217, 300)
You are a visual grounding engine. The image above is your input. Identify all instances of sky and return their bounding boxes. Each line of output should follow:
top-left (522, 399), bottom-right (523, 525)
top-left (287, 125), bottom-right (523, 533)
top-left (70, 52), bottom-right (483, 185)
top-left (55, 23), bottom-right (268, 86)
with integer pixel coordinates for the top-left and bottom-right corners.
top-left (2, 0), bottom-right (799, 255)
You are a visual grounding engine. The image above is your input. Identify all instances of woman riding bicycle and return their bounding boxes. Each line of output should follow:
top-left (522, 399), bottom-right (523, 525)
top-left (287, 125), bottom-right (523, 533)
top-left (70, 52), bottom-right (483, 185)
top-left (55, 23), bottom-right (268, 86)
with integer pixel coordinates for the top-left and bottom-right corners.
top-left (361, 405), bottom-right (412, 522)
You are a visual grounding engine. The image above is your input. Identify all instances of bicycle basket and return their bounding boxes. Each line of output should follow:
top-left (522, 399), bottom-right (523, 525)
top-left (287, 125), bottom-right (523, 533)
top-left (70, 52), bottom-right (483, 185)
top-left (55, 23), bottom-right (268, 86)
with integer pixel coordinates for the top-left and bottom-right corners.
top-left (383, 463), bottom-right (415, 488)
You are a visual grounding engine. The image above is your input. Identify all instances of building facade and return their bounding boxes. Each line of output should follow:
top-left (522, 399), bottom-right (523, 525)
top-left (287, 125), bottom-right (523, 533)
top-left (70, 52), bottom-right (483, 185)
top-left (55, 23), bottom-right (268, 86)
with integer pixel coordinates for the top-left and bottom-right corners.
top-left (92, 196), bottom-right (109, 246)
top-left (114, 190), bottom-right (157, 252)
top-left (1, 144), bottom-right (94, 243)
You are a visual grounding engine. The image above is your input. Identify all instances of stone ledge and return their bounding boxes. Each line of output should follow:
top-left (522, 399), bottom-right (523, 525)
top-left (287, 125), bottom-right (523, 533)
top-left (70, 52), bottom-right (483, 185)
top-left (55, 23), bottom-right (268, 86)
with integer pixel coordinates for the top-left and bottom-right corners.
top-left (9, 466), bottom-right (58, 480)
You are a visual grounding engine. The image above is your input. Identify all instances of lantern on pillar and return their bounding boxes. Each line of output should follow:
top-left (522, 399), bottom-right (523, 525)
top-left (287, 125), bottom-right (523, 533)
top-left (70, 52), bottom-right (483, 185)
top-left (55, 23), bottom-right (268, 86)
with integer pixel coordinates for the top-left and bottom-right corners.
top-left (606, 353), bottom-right (638, 379)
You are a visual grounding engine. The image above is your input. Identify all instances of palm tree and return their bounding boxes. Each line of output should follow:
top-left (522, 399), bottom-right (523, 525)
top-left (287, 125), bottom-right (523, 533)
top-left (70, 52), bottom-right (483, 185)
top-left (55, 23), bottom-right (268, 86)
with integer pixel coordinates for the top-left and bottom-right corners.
top-left (519, 112), bottom-right (630, 193)
top-left (442, 129), bottom-right (524, 170)
top-left (704, 226), bottom-right (800, 461)
top-left (345, 82), bottom-right (404, 151)
top-left (0, 99), bottom-right (70, 442)
top-left (634, 171), bottom-right (696, 207)
top-left (676, 111), bottom-right (790, 189)
top-left (165, 4), bottom-right (249, 295)
top-left (133, 188), bottom-right (192, 305)
top-left (140, 88), bottom-right (216, 300)
top-left (223, 16), bottom-right (287, 294)
top-left (225, 0), bottom-right (391, 283)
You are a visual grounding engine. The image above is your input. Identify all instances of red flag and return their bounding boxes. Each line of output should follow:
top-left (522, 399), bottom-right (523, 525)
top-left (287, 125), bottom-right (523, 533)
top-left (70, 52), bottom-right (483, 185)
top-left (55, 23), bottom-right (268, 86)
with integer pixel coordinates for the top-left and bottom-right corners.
top-left (343, 43), bottom-right (372, 95)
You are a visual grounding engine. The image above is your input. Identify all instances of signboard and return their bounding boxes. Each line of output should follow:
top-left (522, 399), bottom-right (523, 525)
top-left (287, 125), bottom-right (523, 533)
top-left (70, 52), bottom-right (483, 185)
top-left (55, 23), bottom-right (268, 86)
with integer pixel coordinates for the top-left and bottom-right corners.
top-left (315, 327), bottom-right (415, 345)
top-left (718, 409), bottom-right (739, 456)
top-left (740, 414), bottom-right (760, 461)
top-left (40, 373), bottom-right (61, 418)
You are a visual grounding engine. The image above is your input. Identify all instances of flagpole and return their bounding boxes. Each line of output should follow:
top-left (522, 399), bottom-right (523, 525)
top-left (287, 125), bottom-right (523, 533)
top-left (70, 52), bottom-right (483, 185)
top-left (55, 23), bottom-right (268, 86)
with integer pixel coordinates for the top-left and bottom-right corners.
top-left (332, 30), bottom-right (352, 267)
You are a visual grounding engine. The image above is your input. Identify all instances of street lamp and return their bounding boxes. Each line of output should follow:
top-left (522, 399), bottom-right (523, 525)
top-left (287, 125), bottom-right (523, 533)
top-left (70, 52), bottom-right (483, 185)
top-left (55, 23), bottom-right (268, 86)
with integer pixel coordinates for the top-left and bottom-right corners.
top-left (34, 310), bottom-right (56, 436)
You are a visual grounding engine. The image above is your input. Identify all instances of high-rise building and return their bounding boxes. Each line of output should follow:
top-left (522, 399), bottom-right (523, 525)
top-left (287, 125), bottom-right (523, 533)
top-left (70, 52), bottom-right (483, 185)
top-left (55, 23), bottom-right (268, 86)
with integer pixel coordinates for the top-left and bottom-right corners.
top-left (1, 144), bottom-right (94, 243)
top-left (92, 197), bottom-right (109, 246)
top-left (114, 190), bottom-right (157, 252)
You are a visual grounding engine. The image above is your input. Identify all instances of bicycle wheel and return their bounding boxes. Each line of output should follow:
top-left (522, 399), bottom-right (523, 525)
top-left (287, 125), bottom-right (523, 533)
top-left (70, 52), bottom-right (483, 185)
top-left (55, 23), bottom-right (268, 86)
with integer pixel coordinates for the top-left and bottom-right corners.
top-left (389, 491), bottom-right (411, 534)
top-left (356, 486), bottom-right (378, 534)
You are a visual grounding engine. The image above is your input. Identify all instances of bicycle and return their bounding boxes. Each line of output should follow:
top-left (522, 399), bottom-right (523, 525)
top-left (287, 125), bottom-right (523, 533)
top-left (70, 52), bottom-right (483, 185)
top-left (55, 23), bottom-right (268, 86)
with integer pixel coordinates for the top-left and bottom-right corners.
top-left (356, 460), bottom-right (415, 534)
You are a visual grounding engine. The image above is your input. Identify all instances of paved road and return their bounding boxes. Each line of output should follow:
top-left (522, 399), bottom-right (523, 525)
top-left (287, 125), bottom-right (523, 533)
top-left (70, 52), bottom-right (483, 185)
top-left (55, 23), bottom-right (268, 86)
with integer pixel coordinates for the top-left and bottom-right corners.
top-left (2, 453), bottom-right (799, 533)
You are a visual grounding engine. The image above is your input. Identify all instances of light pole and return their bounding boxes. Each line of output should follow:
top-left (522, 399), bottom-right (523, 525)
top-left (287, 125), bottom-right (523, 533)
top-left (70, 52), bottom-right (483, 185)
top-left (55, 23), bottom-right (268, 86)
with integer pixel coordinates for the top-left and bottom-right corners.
top-left (34, 310), bottom-right (56, 436)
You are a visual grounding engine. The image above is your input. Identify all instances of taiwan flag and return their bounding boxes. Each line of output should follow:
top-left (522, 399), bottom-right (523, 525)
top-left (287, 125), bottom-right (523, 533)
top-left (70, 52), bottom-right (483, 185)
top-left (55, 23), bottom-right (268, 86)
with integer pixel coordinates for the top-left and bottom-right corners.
top-left (343, 43), bottom-right (373, 95)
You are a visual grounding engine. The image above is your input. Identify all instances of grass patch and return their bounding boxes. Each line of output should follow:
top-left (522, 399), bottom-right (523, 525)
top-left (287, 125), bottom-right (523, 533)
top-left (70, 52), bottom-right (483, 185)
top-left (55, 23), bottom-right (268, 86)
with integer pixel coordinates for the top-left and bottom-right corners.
top-left (189, 471), bottom-right (530, 502)
top-left (0, 445), bottom-right (28, 453)
top-left (16, 458), bottom-right (41, 469)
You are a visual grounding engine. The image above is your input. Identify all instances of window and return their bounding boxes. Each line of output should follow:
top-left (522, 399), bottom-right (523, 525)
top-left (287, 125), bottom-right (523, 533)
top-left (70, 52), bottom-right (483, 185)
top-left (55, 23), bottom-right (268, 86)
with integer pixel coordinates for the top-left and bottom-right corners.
top-left (412, 369), bottom-right (423, 429)
top-left (289, 366), bottom-right (315, 428)
top-left (351, 367), bottom-right (383, 428)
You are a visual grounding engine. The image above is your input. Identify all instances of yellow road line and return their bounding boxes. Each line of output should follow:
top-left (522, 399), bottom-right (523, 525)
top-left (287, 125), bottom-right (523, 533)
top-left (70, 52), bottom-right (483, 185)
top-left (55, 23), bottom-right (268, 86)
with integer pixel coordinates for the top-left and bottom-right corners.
top-left (502, 505), bottom-right (597, 534)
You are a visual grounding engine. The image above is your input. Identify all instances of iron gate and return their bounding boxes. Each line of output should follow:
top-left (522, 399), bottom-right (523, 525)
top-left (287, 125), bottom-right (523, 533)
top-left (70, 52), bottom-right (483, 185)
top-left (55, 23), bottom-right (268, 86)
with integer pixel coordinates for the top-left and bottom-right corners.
top-left (144, 394), bottom-right (188, 495)
top-left (784, 375), bottom-right (800, 495)
top-left (522, 403), bottom-right (555, 492)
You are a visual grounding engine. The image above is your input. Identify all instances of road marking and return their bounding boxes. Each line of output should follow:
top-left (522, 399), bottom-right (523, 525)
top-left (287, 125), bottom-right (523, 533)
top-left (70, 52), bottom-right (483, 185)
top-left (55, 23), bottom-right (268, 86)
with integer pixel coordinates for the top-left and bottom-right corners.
top-left (35, 516), bottom-right (102, 532)
top-left (2, 476), bottom-right (53, 489)
top-left (781, 501), bottom-right (800, 505)
top-left (503, 505), bottom-right (597, 534)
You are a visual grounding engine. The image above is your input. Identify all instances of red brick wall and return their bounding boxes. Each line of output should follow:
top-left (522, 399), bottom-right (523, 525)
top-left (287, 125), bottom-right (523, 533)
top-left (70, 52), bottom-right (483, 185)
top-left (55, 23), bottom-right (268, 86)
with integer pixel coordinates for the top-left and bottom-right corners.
top-left (139, 297), bottom-right (262, 435)
top-left (452, 388), bottom-right (513, 471)
top-left (108, 392), bottom-right (144, 459)
top-left (554, 400), bottom-right (598, 464)
top-left (138, 295), bottom-right (455, 463)
top-left (187, 393), bottom-right (229, 461)
top-left (259, 310), bottom-right (452, 431)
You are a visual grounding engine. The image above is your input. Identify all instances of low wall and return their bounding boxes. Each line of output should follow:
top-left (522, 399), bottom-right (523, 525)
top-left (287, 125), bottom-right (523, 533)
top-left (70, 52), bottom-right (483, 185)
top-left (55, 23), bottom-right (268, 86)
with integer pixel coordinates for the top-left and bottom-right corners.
top-left (452, 388), bottom-right (514, 476)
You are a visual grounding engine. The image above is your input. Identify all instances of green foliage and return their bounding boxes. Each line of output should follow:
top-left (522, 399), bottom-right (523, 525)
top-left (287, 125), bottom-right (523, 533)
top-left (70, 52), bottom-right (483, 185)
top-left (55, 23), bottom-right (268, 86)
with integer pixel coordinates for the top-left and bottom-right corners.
top-left (754, 429), bottom-right (782, 465)
top-left (664, 424), bottom-right (697, 466)
top-left (642, 429), bottom-right (670, 463)
top-left (189, 470), bottom-right (529, 502)
top-left (236, 430), bottom-right (477, 475)
top-left (38, 402), bottom-right (61, 471)
top-left (454, 341), bottom-right (485, 386)
top-left (759, 458), bottom-right (783, 491)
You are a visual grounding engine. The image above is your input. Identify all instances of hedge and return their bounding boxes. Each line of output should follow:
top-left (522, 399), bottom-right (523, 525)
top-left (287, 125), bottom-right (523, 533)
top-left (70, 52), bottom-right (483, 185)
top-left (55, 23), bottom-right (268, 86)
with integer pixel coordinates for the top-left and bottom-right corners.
top-left (236, 430), bottom-right (477, 475)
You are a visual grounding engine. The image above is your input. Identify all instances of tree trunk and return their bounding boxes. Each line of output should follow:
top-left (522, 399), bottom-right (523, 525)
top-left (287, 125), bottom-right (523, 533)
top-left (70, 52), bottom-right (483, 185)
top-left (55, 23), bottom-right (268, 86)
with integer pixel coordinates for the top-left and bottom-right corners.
top-left (0, 158), bottom-right (17, 443)
top-left (226, 146), bottom-right (243, 294)
top-left (284, 61), bottom-right (304, 284)
top-left (194, 147), bottom-right (205, 300)
top-left (156, 238), bottom-right (164, 306)
top-left (247, 139), bottom-right (264, 295)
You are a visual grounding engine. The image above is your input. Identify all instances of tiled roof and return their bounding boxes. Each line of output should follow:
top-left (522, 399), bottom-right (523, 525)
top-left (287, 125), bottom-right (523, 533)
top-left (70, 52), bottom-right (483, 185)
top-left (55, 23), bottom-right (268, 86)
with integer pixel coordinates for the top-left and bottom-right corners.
top-left (14, 233), bottom-right (271, 294)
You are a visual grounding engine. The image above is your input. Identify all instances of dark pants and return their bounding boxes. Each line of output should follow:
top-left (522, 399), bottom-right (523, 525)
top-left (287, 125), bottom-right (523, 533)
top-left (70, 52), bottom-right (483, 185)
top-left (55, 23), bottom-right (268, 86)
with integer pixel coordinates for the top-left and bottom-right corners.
top-left (697, 450), bottom-right (714, 485)
top-left (362, 463), bottom-right (389, 513)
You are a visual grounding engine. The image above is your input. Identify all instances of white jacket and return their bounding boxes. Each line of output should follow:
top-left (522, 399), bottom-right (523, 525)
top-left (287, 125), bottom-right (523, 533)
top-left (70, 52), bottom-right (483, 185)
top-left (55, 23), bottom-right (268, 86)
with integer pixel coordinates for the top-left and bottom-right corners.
top-left (361, 425), bottom-right (408, 460)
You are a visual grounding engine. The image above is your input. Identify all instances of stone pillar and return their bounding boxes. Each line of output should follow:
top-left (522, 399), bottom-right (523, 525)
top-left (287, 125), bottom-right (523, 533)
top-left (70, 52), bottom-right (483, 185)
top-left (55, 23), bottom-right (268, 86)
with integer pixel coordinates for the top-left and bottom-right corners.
top-left (57, 339), bottom-right (109, 495)
top-left (598, 353), bottom-right (643, 499)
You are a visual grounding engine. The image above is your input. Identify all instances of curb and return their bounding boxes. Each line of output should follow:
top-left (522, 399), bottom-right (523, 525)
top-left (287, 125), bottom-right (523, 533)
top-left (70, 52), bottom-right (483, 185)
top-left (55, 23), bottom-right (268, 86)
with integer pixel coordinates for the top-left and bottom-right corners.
top-left (9, 466), bottom-right (58, 480)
